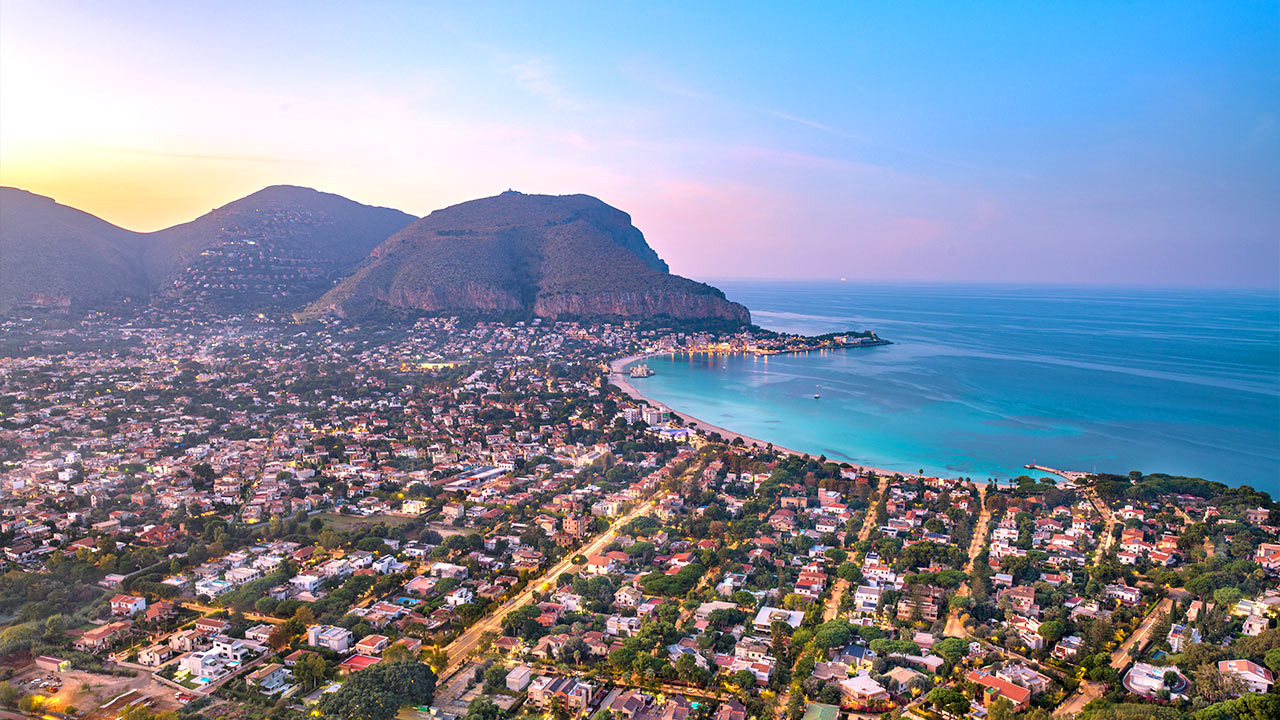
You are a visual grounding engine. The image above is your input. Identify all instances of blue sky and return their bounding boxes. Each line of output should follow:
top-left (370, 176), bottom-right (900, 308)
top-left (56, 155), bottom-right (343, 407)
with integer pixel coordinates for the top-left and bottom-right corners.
top-left (2, 1), bottom-right (1277, 286)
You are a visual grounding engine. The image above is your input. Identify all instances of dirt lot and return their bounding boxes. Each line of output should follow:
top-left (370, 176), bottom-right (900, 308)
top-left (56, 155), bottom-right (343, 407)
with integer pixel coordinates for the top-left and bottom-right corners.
top-left (11, 665), bottom-right (181, 719)
top-left (315, 512), bottom-right (419, 532)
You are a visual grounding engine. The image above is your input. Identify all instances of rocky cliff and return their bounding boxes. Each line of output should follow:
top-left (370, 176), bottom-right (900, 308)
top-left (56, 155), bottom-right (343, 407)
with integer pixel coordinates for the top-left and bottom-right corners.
top-left (306, 191), bottom-right (750, 325)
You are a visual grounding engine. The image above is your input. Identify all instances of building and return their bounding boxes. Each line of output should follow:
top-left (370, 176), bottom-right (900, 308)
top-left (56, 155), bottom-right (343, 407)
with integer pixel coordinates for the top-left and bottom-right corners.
top-left (74, 621), bottom-right (131, 652)
top-left (110, 594), bottom-right (147, 616)
top-left (1167, 623), bottom-right (1200, 652)
top-left (753, 606), bottom-right (805, 633)
top-left (965, 670), bottom-right (1031, 711)
top-left (306, 624), bottom-right (354, 653)
top-left (1218, 659), bottom-right (1274, 694)
top-left (528, 676), bottom-right (596, 715)
top-left (245, 663), bottom-right (289, 693)
top-left (138, 644), bottom-right (172, 667)
top-left (506, 664), bottom-right (532, 691)
top-left (896, 586), bottom-right (946, 623)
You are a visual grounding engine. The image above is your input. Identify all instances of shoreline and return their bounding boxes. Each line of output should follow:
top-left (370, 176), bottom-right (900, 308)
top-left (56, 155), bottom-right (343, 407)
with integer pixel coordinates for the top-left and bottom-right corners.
top-left (608, 352), bottom-right (913, 478)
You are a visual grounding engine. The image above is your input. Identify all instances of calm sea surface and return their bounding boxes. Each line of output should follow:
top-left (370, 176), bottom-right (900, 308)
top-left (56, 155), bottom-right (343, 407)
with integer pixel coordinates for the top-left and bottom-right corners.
top-left (628, 281), bottom-right (1280, 494)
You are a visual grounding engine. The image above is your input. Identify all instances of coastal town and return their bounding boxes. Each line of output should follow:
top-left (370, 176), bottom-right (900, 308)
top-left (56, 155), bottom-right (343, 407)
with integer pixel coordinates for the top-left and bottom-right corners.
top-left (0, 311), bottom-right (1276, 720)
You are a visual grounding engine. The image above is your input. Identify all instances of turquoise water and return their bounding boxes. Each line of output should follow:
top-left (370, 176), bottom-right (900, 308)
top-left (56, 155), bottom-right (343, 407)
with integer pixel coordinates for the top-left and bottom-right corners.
top-left (629, 281), bottom-right (1280, 492)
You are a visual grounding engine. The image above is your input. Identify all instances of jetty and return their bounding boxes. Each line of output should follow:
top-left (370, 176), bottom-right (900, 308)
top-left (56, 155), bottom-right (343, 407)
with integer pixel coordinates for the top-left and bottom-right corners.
top-left (1025, 463), bottom-right (1090, 483)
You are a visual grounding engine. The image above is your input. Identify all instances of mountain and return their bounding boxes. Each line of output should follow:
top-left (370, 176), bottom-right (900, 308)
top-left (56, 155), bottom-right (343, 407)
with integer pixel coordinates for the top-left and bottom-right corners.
top-left (304, 191), bottom-right (750, 324)
top-left (0, 185), bottom-right (416, 313)
top-left (147, 185), bottom-right (417, 311)
top-left (0, 187), bottom-right (150, 310)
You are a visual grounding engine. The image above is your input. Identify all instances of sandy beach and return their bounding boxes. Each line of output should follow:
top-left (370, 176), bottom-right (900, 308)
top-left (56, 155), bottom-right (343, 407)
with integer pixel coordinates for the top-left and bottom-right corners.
top-left (607, 353), bottom-right (908, 477)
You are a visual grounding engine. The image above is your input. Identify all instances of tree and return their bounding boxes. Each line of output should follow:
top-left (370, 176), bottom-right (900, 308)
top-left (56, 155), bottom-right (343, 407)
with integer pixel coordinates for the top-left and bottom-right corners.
top-left (464, 697), bottom-right (503, 720)
top-left (932, 637), bottom-right (968, 665)
top-left (1212, 586), bottom-right (1242, 607)
top-left (267, 624), bottom-right (291, 651)
top-left (317, 659), bottom-right (437, 720)
top-left (293, 605), bottom-right (315, 626)
top-left (423, 646), bottom-right (449, 673)
top-left (1038, 619), bottom-right (1066, 644)
top-left (294, 652), bottom-right (327, 690)
top-left (0, 682), bottom-right (18, 708)
top-left (383, 643), bottom-right (415, 665)
top-left (927, 687), bottom-right (970, 718)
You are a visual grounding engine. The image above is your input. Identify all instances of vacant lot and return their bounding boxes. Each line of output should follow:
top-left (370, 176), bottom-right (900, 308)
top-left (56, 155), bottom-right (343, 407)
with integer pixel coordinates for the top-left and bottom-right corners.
top-left (315, 512), bottom-right (419, 532)
top-left (12, 665), bottom-right (179, 719)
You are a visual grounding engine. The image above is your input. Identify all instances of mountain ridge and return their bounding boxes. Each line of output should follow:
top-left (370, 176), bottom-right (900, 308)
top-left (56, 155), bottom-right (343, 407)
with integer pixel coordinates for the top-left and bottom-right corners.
top-left (303, 190), bottom-right (750, 324)
top-left (1, 186), bottom-right (750, 325)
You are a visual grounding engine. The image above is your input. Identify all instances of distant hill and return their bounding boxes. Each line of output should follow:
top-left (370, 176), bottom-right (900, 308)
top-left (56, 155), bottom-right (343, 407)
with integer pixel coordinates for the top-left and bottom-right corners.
top-left (0, 185), bottom-right (416, 313)
top-left (303, 191), bottom-right (750, 324)
top-left (146, 185), bottom-right (417, 311)
top-left (0, 188), bottom-right (150, 310)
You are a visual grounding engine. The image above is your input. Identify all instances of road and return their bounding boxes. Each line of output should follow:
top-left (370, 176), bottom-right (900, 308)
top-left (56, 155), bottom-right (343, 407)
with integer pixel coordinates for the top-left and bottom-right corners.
top-left (823, 579), bottom-right (848, 623)
top-left (1109, 597), bottom-right (1170, 671)
top-left (1083, 485), bottom-right (1118, 555)
top-left (1053, 597), bottom-right (1171, 717)
top-left (942, 483), bottom-right (989, 638)
top-left (857, 489), bottom-right (881, 542)
top-left (434, 499), bottom-right (655, 697)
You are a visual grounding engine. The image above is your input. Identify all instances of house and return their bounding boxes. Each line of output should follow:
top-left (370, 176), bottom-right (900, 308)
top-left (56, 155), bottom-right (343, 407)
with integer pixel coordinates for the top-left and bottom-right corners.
top-left (753, 606), bottom-right (804, 633)
top-left (138, 644), bottom-right (172, 667)
top-left (1052, 635), bottom-right (1083, 661)
top-left (306, 625), bottom-right (353, 653)
top-left (73, 621), bottom-right (130, 652)
top-left (445, 587), bottom-right (475, 608)
top-left (1218, 659), bottom-right (1274, 694)
top-left (1243, 614), bottom-right (1269, 636)
top-left (194, 618), bottom-right (231, 636)
top-left (838, 674), bottom-right (889, 706)
top-left (528, 676), bottom-right (596, 714)
top-left (853, 586), bottom-right (881, 614)
top-left (355, 634), bottom-right (390, 656)
top-left (1124, 662), bottom-right (1187, 699)
top-left (966, 670), bottom-right (1031, 711)
top-left (144, 601), bottom-right (175, 624)
top-left (245, 663), bottom-right (289, 692)
top-left (245, 624), bottom-right (276, 644)
top-left (614, 586), bottom-right (644, 608)
top-left (896, 586), bottom-right (946, 623)
top-left (1167, 623), bottom-right (1200, 652)
top-left (169, 629), bottom-right (206, 653)
top-left (110, 594), bottom-right (146, 616)
top-left (585, 555), bottom-right (618, 575)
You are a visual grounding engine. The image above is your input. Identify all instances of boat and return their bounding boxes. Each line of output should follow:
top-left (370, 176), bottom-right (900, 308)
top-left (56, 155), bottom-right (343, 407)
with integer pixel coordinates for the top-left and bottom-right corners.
top-left (629, 364), bottom-right (654, 378)
top-left (814, 386), bottom-right (821, 399)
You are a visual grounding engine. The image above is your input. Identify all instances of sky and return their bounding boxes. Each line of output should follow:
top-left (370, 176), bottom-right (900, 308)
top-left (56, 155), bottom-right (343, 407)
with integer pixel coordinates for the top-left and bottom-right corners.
top-left (2, 1), bottom-right (1277, 287)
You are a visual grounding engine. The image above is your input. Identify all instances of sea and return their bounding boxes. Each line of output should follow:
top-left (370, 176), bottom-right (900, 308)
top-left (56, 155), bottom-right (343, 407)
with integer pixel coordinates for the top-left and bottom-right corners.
top-left (626, 281), bottom-right (1280, 495)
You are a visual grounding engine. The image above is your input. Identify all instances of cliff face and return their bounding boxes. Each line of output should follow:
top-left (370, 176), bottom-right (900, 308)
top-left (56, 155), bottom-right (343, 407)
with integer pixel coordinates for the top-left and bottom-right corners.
top-left (308, 191), bottom-right (750, 325)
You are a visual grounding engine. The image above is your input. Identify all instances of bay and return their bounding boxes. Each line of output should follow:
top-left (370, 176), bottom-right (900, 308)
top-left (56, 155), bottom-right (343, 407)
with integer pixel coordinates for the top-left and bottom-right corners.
top-left (628, 281), bottom-right (1280, 493)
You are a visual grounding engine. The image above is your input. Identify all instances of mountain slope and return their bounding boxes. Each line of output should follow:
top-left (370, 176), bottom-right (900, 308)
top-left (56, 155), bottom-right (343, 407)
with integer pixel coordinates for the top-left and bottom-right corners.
top-left (304, 191), bottom-right (750, 324)
top-left (0, 188), bottom-right (150, 310)
top-left (147, 185), bottom-right (417, 311)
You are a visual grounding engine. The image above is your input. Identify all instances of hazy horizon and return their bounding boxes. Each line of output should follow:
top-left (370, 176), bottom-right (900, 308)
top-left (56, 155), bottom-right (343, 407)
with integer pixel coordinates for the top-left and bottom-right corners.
top-left (2, 1), bottom-right (1277, 288)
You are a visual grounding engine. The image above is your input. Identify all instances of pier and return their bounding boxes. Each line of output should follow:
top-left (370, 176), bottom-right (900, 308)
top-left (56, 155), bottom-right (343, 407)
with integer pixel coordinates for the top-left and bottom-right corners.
top-left (1025, 463), bottom-right (1090, 483)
